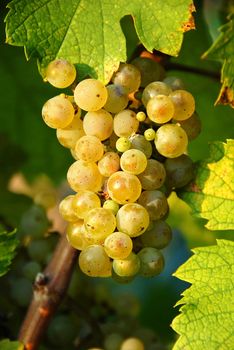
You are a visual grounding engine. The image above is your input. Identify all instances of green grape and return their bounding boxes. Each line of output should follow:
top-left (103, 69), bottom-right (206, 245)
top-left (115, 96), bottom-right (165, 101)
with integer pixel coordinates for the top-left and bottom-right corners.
top-left (72, 190), bottom-right (101, 219)
top-left (170, 90), bottom-right (195, 121)
top-left (130, 134), bottom-right (152, 158)
top-left (74, 135), bottom-right (104, 162)
top-left (104, 232), bottom-right (133, 259)
top-left (146, 95), bottom-right (174, 124)
top-left (27, 239), bottom-right (52, 263)
top-left (142, 82), bottom-right (172, 107)
top-left (113, 109), bottom-right (139, 137)
top-left (10, 277), bottom-right (32, 307)
top-left (120, 149), bottom-right (147, 175)
top-left (104, 84), bottom-right (128, 113)
top-left (154, 124), bottom-right (188, 158)
top-left (113, 252), bottom-right (140, 277)
top-left (22, 261), bottom-right (41, 281)
top-left (144, 128), bottom-right (156, 142)
top-left (112, 63), bottom-right (141, 93)
top-left (66, 220), bottom-right (90, 250)
top-left (132, 57), bottom-right (165, 87)
top-left (67, 160), bottom-right (103, 192)
top-left (83, 109), bottom-right (113, 141)
top-left (136, 111), bottom-right (146, 122)
top-left (19, 204), bottom-right (50, 239)
top-left (74, 78), bottom-right (108, 111)
top-left (42, 95), bottom-right (74, 129)
top-left (116, 203), bottom-right (150, 237)
top-left (138, 247), bottom-right (164, 277)
top-left (140, 220), bottom-right (172, 249)
top-left (79, 245), bottom-right (112, 277)
top-left (98, 152), bottom-right (120, 177)
top-left (120, 338), bottom-right (145, 350)
top-left (138, 190), bottom-right (169, 221)
top-left (164, 154), bottom-right (195, 188)
top-left (177, 111), bottom-right (201, 140)
top-left (163, 76), bottom-right (185, 90)
top-left (103, 200), bottom-right (119, 215)
top-left (45, 59), bottom-right (76, 88)
top-left (138, 159), bottom-right (166, 190)
top-left (107, 171), bottom-right (142, 204)
top-left (84, 208), bottom-right (116, 241)
top-left (104, 333), bottom-right (124, 350)
top-left (56, 113), bottom-right (85, 149)
top-left (116, 137), bottom-right (131, 153)
top-left (59, 195), bottom-right (78, 222)
top-left (47, 315), bottom-right (77, 346)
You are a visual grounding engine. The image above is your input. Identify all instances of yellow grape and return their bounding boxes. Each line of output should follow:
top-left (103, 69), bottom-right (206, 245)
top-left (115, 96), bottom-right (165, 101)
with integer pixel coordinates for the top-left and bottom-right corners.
top-left (112, 63), bottom-right (141, 93)
top-left (56, 113), bottom-right (84, 149)
top-left (79, 245), bottom-right (112, 277)
top-left (142, 81), bottom-right (172, 107)
top-left (83, 109), bottom-right (113, 141)
top-left (42, 95), bottom-right (74, 129)
top-left (84, 208), bottom-right (116, 241)
top-left (170, 90), bottom-right (195, 121)
top-left (66, 220), bottom-right (89, 250)
top-left (113, 252), bottom-right (140, 277)
top-left (120, 338), bottom-right (145, 350)
top-left (104, 84), bottom-right (128, 113)
top-left (113, 110), bottom-right (139, 138)
top-left (74, 79), bottom-right (108, 111)
top-left (72, 190), bottom-right (101, 219)
top-left (59, 195), bottom-right (78, 222)
top-left (98, 152), bottom-right (120, 177)
top-left (146, 95), bottom-right (174, 124)
top-left (120, 149), bottom-right (147, 175)
top-left (104, 232), bottom-right (133, 259)
top-left (74, 135), bottom-right (104, 162)
top-left (45, 59), bottom-right (76, 88)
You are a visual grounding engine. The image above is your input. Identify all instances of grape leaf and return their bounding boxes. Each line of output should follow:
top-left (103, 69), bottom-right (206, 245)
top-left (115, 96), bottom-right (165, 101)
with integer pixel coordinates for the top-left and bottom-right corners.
top-left (203, 12), bottom-right (234, 108)
top-left (5, 0), bottom-right (195, 83)
top-left (0, 340), bottom-right (23, 350)
top-left (0, 230), bottom-right (18, 277)
top-left (180, 139), bottom-right (234, 230)
top-left (172, 239), bottom-right (234, 350)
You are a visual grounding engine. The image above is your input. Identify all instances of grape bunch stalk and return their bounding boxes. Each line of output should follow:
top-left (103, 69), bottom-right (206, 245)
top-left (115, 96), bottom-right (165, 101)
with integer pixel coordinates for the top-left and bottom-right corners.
top-left (42, 57), bottom-right (200, 282)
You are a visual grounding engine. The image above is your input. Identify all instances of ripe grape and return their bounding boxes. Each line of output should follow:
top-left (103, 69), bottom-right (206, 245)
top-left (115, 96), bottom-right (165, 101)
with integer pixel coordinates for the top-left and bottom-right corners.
top-left (45, 59), bottom-right (76, 88)
top-left (120, 149), bottom-right (147, 175)
top-left (170, 90), bottom-right (195, 121)
top-left (142, 82), bottom-right (172, 107)
top-left (114, 109), bottom-right (139, 137)
top-left (112, 63), bottom-right (141, 93)
top-left (56, 113), bottom-right (85, 149)
top-left (98, 152), bottom-right (120, 177)
top-left (74, 135), bottom-right (104, 162)
top-left (154, 124), bottom-right (188, 158)
top-left (104, 232), bottom-right (133, 259)
top-left (146, 95), bottom-right (174, 124)
top-left (177, 111), bottom-right (201, 140)
top-left (120, 338), bottom-right (145, 350)
top-left (74, 79), bottom-right (108, 111)
top-left (116, 203), bottom-right (150, 237)
top-left (116, 137), bottom-right (131, 152)
top-left (79, 245), bottom-right (112, 277)
top-left (66, 220), bottom-right (89, 250)
top-left (42, 95), bottom-right (75, 129)
top-left (141, 220), bottom-right (172, 249)
top-left (130, 134), bottom-right (152, 158)
top-left (138, 190), bottom-right (169, 221)
top-left (164, 154), bottom-right (195, 188)
top-left (138, 159), bottom-right (166, 190)
top-left (132, 57), bottom-right (165, 87)
top-left (72, 190), bottom-right (101, 219)
top-left (84, 208), bottom-right (116, 241)
top-left (103, 200), bottom-right (119, 215)
top-left (163, 76), bottom-right (185, 90)
top-left (59, 195), bottom-right (78, 222)
top-left (83, 109), bottom-right (113, 140)
top-left (113, 252), bottom-right (140, 277)
top-left (104, 84), bottom-right (128, 113)
top-left (138, 247), bottom-right (164, 277)
top-left (107, 171), bottom-right (142, 204)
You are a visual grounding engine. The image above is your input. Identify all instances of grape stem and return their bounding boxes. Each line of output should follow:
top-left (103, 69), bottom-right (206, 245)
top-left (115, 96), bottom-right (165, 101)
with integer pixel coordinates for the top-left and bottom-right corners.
top-left (18, 233), bottom-right (79, 350)
top-left (165, 62), bottom-right (220, 80)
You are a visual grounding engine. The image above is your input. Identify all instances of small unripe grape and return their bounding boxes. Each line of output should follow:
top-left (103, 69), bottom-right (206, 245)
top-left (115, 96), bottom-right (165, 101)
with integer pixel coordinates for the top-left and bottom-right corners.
top-left (59, 195), bottom-right (78, 222)
top-left (116, 137), bottom-right (131, 152)
top-left (114, 109), bottom-right (139, 138)
top-left (103, 200), bottom-right (119, 215)
top-left (79, 245), bottom-right (112, 277)
top-left (120, 338), bottom-right (145, 350)
top-left (104, 84), bottom-right (128, 113)
top-left (138, 247), bottom-right (164, 277)
top-left (113, 252), bottom-right (140, 277)
top-left (42, 95), bottom-right (74, 129)
top-left (136, 111), bottom-right (146, 122)
top-left (144, 128), bottom-right (156, 141)
top-left (146, 95), bottom-right (174, 124)
top-left (83, 109), bottom-right (113, 140)
top-left (112, 63), bottom-right (141, 93)
top-left (74, 135), bottom-right (104, 162)
top-left (74, 79), bottom-right (108, 111)
top-left (45, 59), bottom-right (76, 88)
top-left (170, 90), bottom-right (195, 121)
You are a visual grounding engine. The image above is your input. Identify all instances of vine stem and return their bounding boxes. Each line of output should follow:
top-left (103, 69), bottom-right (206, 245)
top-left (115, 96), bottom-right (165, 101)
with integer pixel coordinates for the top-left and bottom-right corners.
top-left (18, 233), bottom-right (79, 350)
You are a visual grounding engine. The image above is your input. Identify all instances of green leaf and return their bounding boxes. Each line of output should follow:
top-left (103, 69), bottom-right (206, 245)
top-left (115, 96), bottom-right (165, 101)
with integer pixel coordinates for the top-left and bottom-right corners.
top-left (0, 340), bottom-right (23, 350)
top-left (0, 230), bottom-right (19, 277)
top-left (203, 12), bottom-right (234, 108)
top-left (180, 140), bottom-right (234, 230)
top-left (5, 0), bottom-right (195, 83)
top-left (172, 239), bottom-right (234, 350)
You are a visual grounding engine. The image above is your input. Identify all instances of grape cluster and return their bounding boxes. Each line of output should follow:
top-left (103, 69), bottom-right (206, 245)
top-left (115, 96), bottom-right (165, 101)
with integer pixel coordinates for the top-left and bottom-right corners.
top-left (42, 57), bottom-right (199, 281)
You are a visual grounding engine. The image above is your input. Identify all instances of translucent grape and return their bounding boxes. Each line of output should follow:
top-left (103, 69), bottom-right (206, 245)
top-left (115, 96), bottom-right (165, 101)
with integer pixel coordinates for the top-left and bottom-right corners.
top-left (163, 76), bottom-right (185, 90)
top-left (59, 195), bottom-right (78, 222)
top-left (66, 220), bottom-right (89, 250)
top-left (104, 84), bottom-right (128, 113)
top-left (141, 220), bottom-right (172, 249)
top-left (120, 338), bottom-right (145, 350)
top-left (177, 111), bottom-right (201, 140)
top-left (116, 203), bottom-right (150, 237)
top-left (144, 128), bottom-right (156, 141)
top-left (112, 63), bottom-right (141, 93)
top-left (113, 252), bottom-right (140, 277)
top-left (130, 134), bottom-right (152, 158)
top-left (138, 159), bottom-right (166, 190)
top-left (136, 111), bottom-right (146, 122)
top-left (67, 160), bottom-right (103, 192)
top-left (72, 190), bottom-right (101, 219)
top-left (74, 79), bottom-right (108, 111)
top-left (164, 154), bottom-right (195, 188)
top-left (104, 232), bottom-right (133, 259)
top-left (98, 152), bottom-right (120, 177)
top-left (79, 245), bottom-right (112, 277)
top-left (138, 247), bottom-right (164, 277)
top-left (113, 109), bottom-right (139, 137)
top-left (142, 82), bottom-right (172, 107)
top-left (154, 124), bottom-right (188, 158)
top-left (103, 199), bottom-right (119, 215)
top-left (56, 113), bottom-right (85, 149)
top-left (107, 171), bottom-right (142, 204)
top-left (45, 59), bottom-right (76, 88)
top-left (19, 205), bottom-right (50, 239)
top-left (116, 137), bottom-right (131, 153)
top-left (74, 135), bottom-right (104, 162)
top-left (132, 57), bottom-right (165, 87)
top-left (120, 149), bottom-right (147, 175)
top-left (83, 109), bottom-right (113, 140)
top-left (170, 90), bottom-right (195, 121)
top-left (138, 190), bottom-right (168, 221)
top-left (42, 95), bottom-right (74, 129)
top-left (84, 208), bottom-right (116, 241)
top-left (146, 95), bottom-right (174, 124)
